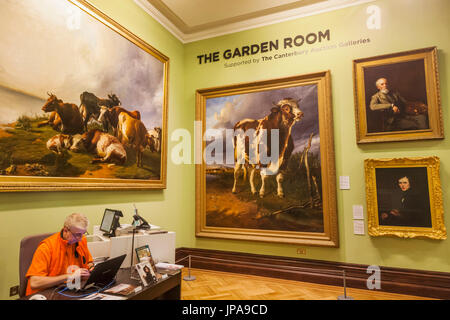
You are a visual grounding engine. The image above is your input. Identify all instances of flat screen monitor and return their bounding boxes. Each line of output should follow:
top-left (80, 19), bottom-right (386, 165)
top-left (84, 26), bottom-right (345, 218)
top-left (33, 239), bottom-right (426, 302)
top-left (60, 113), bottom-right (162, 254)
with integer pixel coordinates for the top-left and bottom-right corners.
top-left (100, 209), bottom-right (123, 236)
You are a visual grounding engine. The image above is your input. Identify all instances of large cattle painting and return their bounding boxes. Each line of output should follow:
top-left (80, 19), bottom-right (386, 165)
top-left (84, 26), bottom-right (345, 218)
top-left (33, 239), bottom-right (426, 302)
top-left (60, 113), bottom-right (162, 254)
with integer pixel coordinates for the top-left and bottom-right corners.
top-left (196, 72), bottom-right (338, 246)
top-left (0, 0), bottom-right (168, 191)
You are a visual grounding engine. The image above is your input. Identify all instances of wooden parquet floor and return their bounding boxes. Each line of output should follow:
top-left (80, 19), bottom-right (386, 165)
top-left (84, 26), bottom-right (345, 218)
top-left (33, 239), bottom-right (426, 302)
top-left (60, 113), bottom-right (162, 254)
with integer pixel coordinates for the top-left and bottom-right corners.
top-left (180, 268), bottom-right (435, 300)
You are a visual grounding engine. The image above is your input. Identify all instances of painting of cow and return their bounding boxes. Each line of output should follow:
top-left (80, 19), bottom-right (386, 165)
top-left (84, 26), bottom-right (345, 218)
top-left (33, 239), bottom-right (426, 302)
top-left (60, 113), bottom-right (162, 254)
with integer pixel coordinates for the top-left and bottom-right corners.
top-left (79, 92), bottom-right (121, 132)
top-left (117, 112), bottom-right (151, 168)
top-left (196, 73), bottom-right (338, 246)
top-left (70, 129), bottom-right (127, 165)
top-left (97, 105), bottom-right (141, 136)
top-left (232, 98), bottom-right (304, 198)
top-left (0, 0), bottom-right (168, 191)
top-left (41, 93), bottom-right (84, 135)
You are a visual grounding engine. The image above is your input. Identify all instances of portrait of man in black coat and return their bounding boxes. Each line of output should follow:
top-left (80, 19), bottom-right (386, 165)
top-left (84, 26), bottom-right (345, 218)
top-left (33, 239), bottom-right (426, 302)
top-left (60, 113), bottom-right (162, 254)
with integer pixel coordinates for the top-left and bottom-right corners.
top-left (376, 169), bottom-right (432, 228)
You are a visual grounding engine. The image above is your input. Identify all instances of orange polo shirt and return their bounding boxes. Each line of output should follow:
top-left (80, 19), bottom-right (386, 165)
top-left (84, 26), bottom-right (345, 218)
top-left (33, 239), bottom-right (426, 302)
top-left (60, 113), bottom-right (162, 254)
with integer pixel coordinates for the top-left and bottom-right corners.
top-left (25, 231), bottom-right (93, 296)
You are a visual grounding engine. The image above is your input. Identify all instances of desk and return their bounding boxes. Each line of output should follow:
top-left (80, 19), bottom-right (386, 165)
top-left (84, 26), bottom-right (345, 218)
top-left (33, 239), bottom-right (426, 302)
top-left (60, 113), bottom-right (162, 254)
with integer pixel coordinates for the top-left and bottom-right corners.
top-left (117, 269), bottom-right (181, 300)
top-left (21, 269), bottom-right (181, 300)
top-left (87, 227), bottom-right (176, 268)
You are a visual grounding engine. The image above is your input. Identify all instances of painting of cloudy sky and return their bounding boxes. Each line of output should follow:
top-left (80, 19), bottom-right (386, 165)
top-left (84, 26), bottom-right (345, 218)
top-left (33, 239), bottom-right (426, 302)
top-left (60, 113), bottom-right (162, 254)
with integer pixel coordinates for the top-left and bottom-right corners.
top-left (205, 84), bottom-right (320, 166)
top-left (0, 0), bottom-right (165, 129)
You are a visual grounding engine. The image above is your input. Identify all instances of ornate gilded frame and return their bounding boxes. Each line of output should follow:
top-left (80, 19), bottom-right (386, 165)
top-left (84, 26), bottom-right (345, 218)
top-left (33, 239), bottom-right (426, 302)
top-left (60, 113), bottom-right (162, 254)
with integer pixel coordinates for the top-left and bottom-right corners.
top-left (364, 157), bottom-right (446, 240)
top-left (353, 47), bottom-right (443, 143)
top-left (196, 72), bottom-right (338, 246)
top-left (0, 0), bottom-right (169, 191)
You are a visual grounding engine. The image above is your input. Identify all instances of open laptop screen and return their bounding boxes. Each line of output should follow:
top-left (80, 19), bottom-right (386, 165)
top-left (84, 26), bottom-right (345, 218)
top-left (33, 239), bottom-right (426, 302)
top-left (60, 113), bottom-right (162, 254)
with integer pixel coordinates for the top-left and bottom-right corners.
top-left (83, 254), bottom-right (126, 290)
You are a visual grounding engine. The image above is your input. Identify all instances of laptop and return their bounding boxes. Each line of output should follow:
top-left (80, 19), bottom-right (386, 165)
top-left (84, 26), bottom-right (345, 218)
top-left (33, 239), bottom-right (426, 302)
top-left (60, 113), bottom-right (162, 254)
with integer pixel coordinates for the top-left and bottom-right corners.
top-left (77, 254), bottom-right (126, 291)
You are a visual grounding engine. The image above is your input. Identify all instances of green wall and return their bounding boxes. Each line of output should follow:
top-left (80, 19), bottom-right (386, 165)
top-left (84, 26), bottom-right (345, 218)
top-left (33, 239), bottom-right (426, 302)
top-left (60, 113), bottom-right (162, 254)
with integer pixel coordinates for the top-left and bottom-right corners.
top-left (1, 0), bottom-right (449, 300)
top-left (0, 0), bottom-right (191, 300)
top-left (185, 0), bottom-right (450, 271)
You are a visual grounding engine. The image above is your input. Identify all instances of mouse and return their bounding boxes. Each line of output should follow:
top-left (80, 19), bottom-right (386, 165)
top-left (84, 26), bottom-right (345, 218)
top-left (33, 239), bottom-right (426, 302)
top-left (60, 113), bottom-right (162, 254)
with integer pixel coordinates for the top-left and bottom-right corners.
top-left (29, 294), bottom-right (47, 300)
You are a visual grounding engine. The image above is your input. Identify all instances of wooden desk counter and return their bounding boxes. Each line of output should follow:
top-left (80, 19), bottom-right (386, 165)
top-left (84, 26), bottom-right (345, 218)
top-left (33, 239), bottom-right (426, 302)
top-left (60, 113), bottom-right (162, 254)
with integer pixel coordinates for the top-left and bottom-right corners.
top-left (20, 269), bottom-right (181, 300)
top-left (117, 269), bottom-right (181, 300)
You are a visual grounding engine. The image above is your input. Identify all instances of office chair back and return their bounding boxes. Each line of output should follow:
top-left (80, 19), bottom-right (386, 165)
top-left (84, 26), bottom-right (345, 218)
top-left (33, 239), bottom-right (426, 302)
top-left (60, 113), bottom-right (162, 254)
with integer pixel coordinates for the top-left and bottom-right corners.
top-left (19, 232), bottom-right (54, 298)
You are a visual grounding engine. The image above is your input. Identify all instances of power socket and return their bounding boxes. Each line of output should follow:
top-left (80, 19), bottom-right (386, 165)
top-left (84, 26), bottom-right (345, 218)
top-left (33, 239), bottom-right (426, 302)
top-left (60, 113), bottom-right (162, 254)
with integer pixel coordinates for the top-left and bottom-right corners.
top-left (9, 285), bottom-right (19, 297)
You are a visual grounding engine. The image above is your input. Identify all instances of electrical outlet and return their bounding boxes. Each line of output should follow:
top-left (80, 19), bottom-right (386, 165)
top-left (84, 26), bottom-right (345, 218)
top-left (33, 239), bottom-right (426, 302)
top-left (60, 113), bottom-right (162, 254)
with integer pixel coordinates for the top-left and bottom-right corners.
top-left (297, 248), bottom-right (306, 255)
top-left (9, 285), bottom-right (19, 297)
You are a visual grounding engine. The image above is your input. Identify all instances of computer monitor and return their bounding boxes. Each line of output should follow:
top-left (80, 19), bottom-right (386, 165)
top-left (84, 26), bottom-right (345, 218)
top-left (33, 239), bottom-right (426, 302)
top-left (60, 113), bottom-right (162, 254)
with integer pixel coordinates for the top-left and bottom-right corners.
top-left (100, 209), bottom-right (123, 237)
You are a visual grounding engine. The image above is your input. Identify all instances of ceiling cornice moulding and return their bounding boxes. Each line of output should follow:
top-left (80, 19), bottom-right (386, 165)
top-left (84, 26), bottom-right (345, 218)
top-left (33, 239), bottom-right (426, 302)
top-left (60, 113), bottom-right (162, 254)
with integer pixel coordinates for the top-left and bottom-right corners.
top-left (134, 0), bottom-right (375, 44)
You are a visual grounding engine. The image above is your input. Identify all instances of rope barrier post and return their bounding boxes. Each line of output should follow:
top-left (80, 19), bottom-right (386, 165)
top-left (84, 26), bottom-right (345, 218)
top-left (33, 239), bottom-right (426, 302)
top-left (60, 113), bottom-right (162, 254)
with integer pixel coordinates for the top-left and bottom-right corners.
top-left (183, 255), bottom-right (196, 281)
top-left (176, 254), bottom-right (354, 292)
top-left (338, 270), bottom-right (354, 300)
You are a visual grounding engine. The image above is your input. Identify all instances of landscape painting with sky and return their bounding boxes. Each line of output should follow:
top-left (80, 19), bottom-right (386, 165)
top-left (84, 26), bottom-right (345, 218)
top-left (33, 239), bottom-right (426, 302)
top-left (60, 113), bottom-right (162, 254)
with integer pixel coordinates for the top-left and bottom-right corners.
top-left (0, 0), bottom-right (167, 185)
top-left (204, 84), bottom-right (325, 233)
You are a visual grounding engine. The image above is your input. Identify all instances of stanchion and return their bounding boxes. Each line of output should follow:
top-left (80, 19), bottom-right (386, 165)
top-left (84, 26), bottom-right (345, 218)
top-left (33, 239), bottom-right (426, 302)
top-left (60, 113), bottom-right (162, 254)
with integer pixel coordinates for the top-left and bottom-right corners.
top-left (337, 270), bottom-right (354, 300)
top-left (175, 255), bottom-right (197, 282)
top-left (183, 255), bottom-right (196, 281)
top-left (176, 253), bottom-right (356, 296)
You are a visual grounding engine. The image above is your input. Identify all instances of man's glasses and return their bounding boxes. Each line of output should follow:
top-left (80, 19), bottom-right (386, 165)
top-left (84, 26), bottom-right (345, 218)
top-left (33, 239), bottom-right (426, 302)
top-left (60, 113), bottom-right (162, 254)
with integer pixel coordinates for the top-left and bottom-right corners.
top-left (68, 229), bottom-right (88, 238)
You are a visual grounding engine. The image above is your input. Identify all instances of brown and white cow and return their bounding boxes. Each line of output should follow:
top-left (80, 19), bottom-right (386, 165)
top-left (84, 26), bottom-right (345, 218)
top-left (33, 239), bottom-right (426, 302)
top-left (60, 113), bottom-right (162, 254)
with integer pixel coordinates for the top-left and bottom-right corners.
top-left (117, 112), bottom-right (151, 167)
top-left (42, 93), bottom-right (84, 134)
top-left (232, 98), bottom-right (303, 198)
top-left (46, 134), bottom-right (73, 155)
top-left (70, 129), bottom-right (127, 165)
top-left (97, 105), bottom-right (141, 136)
top-left (147, 127), bottom-right (162, 153)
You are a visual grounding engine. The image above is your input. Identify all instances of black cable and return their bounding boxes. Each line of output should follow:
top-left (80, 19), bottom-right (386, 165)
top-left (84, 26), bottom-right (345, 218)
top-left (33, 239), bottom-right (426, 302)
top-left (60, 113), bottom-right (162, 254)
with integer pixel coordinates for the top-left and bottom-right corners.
top-left (56, 279), bottom-right (115, 298)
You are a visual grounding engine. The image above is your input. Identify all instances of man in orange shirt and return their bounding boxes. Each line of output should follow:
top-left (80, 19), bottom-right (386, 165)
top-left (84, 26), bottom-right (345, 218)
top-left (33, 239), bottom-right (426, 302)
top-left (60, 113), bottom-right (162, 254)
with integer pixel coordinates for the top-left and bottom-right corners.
top-left (26, 213), bottom-right (94, 296)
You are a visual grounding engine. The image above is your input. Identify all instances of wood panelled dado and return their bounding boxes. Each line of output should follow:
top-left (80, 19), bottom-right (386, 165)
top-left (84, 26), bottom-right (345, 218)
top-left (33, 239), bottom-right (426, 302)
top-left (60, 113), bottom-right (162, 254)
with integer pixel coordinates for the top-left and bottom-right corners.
top-left (175, 248), bottom-right (450, 299)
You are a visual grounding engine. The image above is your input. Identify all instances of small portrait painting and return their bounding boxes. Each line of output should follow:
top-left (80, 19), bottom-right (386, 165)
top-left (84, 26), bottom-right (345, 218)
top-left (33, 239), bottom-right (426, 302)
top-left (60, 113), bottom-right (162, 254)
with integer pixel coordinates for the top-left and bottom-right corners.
top-left (375, 167), bottom-right (431, 228)
top-left (364, 61), bottom-right (429, 134)
top-left (364, 157), bottom-right (446, 240)
top-left (353, 47), bottom-right (443, 143)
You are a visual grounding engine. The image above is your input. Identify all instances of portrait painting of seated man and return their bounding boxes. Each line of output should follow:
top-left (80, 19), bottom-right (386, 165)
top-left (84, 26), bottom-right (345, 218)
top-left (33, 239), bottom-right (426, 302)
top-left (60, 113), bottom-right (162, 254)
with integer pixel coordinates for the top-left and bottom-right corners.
top-left (364, 59), bottom-right (430, 134)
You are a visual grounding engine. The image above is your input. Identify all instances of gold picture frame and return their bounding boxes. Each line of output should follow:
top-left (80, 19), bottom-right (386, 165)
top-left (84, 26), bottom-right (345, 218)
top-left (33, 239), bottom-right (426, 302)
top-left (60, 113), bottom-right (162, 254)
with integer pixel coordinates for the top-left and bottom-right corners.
top-left (196, 72), bottom-right (338, 247)
top-left (353, 47), bottom-right (443, 143)
top-left (0, 0), bottom-right (169, 191)
top-left (364, 156), bottom-right (446, 240)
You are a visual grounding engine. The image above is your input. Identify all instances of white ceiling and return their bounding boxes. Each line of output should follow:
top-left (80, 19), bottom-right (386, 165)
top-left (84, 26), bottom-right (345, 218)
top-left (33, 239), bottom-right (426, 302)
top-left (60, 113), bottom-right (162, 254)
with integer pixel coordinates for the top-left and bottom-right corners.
top-left (134, 0), bottom-right (375, 43)
top-left (160, 0), bottom-right (317, 26)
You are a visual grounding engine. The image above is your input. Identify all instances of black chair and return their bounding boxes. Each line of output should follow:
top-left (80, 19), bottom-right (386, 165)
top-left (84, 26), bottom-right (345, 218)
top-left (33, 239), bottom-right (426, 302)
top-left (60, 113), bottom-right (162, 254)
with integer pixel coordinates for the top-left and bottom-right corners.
top-left (19, 233), bottom-right (54, 298)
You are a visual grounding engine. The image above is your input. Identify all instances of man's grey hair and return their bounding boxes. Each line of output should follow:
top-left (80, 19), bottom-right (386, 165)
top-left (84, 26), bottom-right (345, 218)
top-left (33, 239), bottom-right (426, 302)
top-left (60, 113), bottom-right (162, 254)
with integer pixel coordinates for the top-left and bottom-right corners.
top-left (64, 213), bottom-right (89, 230)
top-left (375, 78), bottom-right (387, 88)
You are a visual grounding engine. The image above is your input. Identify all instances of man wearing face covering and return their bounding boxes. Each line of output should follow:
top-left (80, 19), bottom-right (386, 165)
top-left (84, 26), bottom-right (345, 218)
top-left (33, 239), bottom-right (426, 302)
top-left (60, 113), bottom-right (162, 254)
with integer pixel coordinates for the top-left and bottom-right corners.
top-left (25, 213), bottom-right (94, 296)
